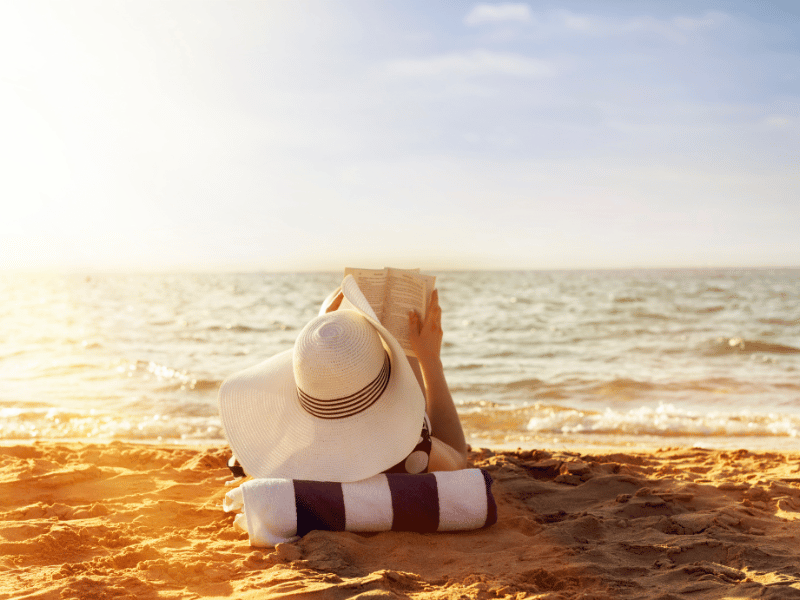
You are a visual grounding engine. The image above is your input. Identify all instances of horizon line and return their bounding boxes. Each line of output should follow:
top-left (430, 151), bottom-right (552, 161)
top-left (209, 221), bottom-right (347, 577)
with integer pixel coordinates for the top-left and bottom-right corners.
top-left (3, 264), bottom-right (800, 276)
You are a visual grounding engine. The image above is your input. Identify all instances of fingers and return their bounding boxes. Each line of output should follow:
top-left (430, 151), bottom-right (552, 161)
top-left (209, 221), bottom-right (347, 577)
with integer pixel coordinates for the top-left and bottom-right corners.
top-left (426, 289), bottom-right (442, 328)
top-left (409, 289), bottom-right (442, 337)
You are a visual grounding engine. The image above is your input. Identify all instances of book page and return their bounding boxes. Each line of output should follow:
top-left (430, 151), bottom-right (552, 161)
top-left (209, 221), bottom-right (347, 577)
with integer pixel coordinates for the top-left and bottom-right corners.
top-left (343, 267), bottom-right (389, 321)
top-left (383, 269), bottom-right (435, 355)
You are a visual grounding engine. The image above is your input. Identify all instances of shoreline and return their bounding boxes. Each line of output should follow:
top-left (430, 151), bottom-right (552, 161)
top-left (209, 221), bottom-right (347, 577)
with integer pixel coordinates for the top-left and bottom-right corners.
top-left (7, 431), bottom-right (800, 453)
top-left (3, 441), bottom-right (800, 599)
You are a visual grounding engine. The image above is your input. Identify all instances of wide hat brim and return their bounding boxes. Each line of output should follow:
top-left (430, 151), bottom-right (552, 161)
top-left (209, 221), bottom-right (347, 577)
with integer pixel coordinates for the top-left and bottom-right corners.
top-left (218, 275), bottom-right (426, 482)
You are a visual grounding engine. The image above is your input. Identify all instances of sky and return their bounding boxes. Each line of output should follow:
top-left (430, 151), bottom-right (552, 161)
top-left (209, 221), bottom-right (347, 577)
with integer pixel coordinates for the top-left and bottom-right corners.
top-left (1, 0), bottom-right (798, 272)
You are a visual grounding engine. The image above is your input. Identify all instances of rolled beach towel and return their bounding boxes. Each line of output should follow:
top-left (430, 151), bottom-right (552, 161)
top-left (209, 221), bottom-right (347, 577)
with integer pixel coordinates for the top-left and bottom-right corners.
top-left (224, 468), bottom-right (497, 547)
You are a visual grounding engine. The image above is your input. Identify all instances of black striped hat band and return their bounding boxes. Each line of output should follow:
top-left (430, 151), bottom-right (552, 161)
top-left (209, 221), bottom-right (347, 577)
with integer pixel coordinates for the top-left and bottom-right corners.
top-left (297, 352), bottom-right (391, 419)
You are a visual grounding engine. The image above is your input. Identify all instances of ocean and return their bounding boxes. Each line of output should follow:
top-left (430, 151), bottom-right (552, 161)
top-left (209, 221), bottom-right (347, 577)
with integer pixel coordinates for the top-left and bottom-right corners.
top-left (2, 269), bottom-right (799, 451)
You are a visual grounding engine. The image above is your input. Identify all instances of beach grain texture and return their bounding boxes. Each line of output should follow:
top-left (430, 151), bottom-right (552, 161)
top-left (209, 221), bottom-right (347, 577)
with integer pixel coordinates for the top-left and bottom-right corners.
top-left (3, 442), bottom-right (800, 599)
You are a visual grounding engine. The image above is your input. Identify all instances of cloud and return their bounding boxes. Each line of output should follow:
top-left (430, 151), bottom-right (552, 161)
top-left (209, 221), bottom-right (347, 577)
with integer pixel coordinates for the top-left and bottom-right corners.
top-left (464, 3), bottom-right (532, 26)
top-left (537, 10), bottom-right (730, 38)
top-left (542, 9), bottom-right (731, 41)
top-left (612, 11), bottom-right (731, 42)
top-left (462, 5), bottom-right (731, 43)
top-left (385, 49), bottom-right (555, 78)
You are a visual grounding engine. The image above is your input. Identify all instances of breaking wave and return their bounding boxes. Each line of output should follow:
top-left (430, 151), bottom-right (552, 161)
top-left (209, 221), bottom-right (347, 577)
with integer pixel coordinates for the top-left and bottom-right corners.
top-left (527, 403), bottom-right (800, 438)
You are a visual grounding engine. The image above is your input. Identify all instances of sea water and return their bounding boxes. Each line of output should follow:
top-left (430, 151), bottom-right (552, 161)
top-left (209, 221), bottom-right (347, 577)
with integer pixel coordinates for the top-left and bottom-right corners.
top-left (2, 269), bottom-right (799, 451)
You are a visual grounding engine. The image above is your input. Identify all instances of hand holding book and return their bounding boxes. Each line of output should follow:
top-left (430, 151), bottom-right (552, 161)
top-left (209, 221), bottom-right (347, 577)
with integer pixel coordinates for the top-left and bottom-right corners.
top-left (408, 288), bottom-right (443, 365)
top-left (342, 267), bottom-right (468, 469)
top-left (343, 267), bottom-right (436, 356)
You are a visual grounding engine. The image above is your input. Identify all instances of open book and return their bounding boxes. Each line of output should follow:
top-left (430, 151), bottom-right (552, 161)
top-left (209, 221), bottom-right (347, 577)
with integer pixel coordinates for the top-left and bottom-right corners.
top-left (344, 267), bottom-right (436, 356)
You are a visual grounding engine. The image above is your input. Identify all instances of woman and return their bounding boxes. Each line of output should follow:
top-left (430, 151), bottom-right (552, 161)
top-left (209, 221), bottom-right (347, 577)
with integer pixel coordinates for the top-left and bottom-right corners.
top-left (219, 275), bottom-right (467, 482)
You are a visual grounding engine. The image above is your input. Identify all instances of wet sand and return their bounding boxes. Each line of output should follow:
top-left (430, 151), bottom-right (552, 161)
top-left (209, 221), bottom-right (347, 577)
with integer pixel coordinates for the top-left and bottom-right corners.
top-left (3, 442), bottom-right (800, 599)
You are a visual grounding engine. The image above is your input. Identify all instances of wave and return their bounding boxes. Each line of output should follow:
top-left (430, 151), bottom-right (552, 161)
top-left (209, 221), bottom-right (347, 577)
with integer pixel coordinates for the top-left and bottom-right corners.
top-left (613, 296), bottom-right (645, 303)
top-left (453, 363), bottom-right (484, 371)
top-left (156, 379), bottom-right (222, 393)
top-left (0, 410), bottom-right (225, 442)
top-left (483, 350), bottom-right (518, 358)
top-left (592, 378), bottom-right (657, 394)
top-left (675, 304), bottom-right (727, 314)
top-left (632, 311), bottom-right (670, 320)
top-left (526, 403), bottom-right (800, 438)
top-left (501, 375), bottom-right (791, 403)
top-left (37, 362), bottom-right (102, 376)
top-left (505, 378), bottom-right (545, 391)
top-left (207, 323), bottom-right (288, 333)
top-left (586, 376), bottom-right (793, 397)
top-left (759, 317), bottom-right (800, 326)
top-left (696, 306), bottom-right (725, 314)
top-left (115, 361), bottom-right (223, 394)
top-left (704, 338), bottom-right (800, 356)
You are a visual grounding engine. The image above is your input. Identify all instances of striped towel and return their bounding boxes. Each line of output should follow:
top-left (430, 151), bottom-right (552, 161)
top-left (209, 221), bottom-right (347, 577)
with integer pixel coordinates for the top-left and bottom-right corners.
top-left (223, 468), bottom-right (497, 547)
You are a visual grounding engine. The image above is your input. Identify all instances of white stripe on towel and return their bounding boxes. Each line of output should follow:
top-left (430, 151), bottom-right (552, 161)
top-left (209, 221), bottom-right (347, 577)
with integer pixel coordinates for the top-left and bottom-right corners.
top-left (342, 474), bottom-right (394, 531)
top-left (434, 469), bottom-right (489, 531)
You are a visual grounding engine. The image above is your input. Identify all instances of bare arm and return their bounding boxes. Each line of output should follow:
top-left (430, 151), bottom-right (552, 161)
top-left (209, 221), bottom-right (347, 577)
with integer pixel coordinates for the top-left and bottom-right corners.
top-left (409, 289), bottom-right (468, 470)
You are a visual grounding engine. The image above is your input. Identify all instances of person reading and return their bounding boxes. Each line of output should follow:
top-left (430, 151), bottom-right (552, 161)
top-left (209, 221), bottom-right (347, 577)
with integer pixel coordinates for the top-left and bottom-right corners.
top-left (219, 274), bottom-right (467, 482)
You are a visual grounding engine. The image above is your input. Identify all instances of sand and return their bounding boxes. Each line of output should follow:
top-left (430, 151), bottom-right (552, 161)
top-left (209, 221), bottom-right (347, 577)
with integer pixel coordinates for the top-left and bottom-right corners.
top-left (3, 443), bottom-right (800, 599)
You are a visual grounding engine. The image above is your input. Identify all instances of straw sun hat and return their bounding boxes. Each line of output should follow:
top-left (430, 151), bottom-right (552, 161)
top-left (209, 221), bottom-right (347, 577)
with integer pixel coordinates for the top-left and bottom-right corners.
top-left (218, 275), bottom-right (426, 482)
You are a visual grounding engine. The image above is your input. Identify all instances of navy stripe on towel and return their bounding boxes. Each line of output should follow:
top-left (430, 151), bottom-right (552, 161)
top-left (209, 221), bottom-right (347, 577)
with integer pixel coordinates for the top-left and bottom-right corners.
top-left (386, 472), bottom-right (439, 532)
top-left (481, 470), bottom-right (498, 528)
top-left (294, 480), bottom-right (346, 536)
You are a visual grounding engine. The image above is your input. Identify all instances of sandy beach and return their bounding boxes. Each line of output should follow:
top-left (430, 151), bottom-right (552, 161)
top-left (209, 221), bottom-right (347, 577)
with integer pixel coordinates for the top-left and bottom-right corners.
top-left (3, 442), bottom-right (800, 599)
